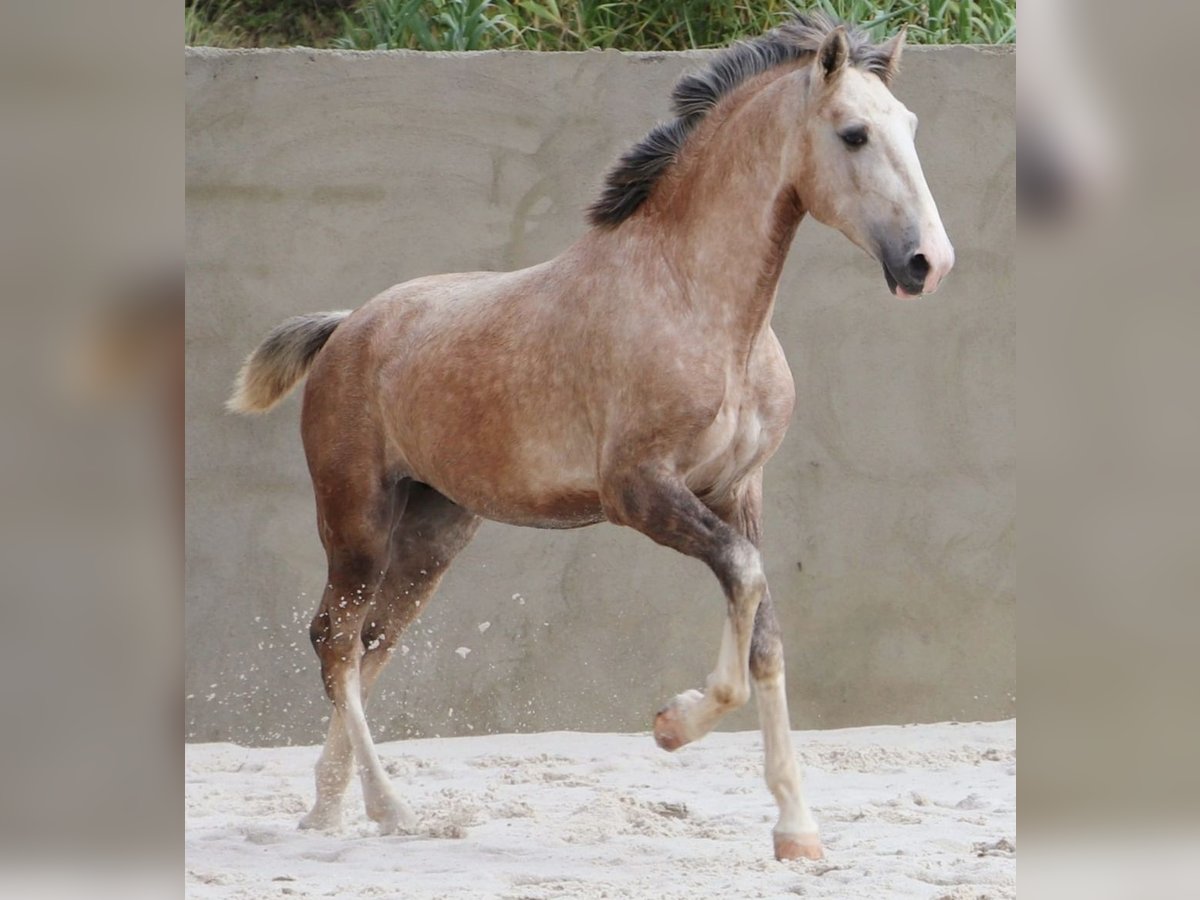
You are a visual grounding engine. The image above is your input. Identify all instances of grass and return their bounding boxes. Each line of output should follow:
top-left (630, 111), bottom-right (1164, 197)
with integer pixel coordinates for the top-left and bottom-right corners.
top-left (186, 0), bottom-right (248, 47)
top-left (186, 0), bottom-right (1016, 51)
top-left (186, 0), bottom-right (354, 47)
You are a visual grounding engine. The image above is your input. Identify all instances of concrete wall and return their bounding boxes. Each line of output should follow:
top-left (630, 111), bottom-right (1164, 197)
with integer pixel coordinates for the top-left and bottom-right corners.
top-left (185, 45), bottom-right (1014, 745)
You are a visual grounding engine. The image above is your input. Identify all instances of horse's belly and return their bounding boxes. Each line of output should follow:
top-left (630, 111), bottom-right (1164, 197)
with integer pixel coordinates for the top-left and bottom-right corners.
top-left (397, 411), bottom-right (604, 528)
top-left (425, 472), bottom-right (604, 529)
top-left (469, 486), bottom-right (605, 529)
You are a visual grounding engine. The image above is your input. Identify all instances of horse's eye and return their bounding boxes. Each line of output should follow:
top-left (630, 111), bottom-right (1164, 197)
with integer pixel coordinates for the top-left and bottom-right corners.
top-left (839, 127), bottom-right (868, 148)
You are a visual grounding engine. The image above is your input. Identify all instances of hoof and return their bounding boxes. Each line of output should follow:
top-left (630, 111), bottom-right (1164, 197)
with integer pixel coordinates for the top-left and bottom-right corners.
top-left (653, 711), bottom-right (688, 751)
top-left (374, 817), bottom-right (403, 836)
top-left (774, 832), bottom-right (824, 861)
top-left (653, 689), bottom-right (703, 751)
top-left (370, 810), bottom-right (415, 836)
top-left (366, 797), bottom-right (416, 835)
top-left (299, 806), bottom-right (341, 831)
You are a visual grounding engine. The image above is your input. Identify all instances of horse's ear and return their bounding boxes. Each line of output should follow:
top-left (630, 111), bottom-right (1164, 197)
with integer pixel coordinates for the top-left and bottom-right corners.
top-left (818, 26), bottom-right (849, 81)
top-left (879, 24), bottom-right (907, 84)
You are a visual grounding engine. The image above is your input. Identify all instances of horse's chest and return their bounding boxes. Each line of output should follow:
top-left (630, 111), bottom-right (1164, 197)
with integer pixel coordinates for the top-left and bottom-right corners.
top-left (683, 350), bottom-right (794, 497)
top-left (685, 401), bottom-right (778, 496)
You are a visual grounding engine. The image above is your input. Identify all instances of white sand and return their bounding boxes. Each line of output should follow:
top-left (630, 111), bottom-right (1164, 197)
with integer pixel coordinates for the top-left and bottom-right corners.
top-left (186, 720), bottom-right (1014, 899)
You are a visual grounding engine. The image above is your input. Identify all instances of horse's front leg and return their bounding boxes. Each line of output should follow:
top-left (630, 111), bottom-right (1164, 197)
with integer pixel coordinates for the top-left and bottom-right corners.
top-left (726, 471), bottom-right (822, 860)
top-left (600, 467), bottom-right (763, 751)
top-left (749, 592), bottom-right (822, 860)
top-left (602, 464), bottom-right (822, 861)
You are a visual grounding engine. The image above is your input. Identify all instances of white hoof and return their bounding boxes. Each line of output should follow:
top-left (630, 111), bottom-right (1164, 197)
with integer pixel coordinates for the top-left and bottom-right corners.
top-left (299, 804), bottom-right (342, 831)
top-left (366, 792), bottom-right (417, 835)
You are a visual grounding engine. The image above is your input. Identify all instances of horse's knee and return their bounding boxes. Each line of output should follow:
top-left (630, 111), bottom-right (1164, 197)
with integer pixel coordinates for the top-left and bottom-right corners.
top-left (750, 636), bottom-right (783, 681)
top-left (749, 598), bottom-right (785, 681)
top-left (714, 540), bottom-right (766, 612)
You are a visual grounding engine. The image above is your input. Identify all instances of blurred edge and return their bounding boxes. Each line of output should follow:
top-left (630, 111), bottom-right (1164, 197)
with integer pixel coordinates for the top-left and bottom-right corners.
top-left (1021, 0), bottom-right (1200, 897)
top-left (3, 0), bottom-right (1200, 894)
top-left (0, 0), bottom-right (183, 893)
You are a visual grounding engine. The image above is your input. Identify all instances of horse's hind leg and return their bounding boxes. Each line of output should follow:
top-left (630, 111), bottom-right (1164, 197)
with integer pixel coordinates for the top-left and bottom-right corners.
top-left (303, 472), bottom-right (410, 833)
top-left (299, 712), bottom-right (355, 830)
top-left (301, 481), bottom-right (480, 832)
top-left (359, 482), bottom-right (481, 694)
top-left (300, 603), bottom-right (406, 831)
top-left (301, 474), bottom-right (410, 833)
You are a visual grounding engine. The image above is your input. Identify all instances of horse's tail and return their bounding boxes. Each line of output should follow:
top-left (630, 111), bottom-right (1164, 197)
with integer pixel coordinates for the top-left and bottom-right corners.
top-left (226, 310), bottom-right (351, 414)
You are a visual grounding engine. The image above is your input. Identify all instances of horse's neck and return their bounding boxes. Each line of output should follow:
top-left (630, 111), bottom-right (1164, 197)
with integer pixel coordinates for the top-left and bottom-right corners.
top-left (644, 74), bottom-right (807, 359)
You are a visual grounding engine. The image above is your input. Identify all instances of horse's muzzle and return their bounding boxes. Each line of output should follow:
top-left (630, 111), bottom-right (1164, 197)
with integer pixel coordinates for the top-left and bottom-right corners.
top-left (880, 241), bottom-right (954, 298)
top-left (881, 257), bottom-right (925, 298)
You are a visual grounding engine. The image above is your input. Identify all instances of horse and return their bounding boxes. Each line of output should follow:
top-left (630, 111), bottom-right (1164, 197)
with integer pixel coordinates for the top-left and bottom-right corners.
top-left (227, 13), bottom-right (954, 862)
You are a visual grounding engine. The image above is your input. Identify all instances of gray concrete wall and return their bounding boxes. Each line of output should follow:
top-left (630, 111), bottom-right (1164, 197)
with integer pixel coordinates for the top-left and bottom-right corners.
top-left (185, 45), bottom-right (1014, 745)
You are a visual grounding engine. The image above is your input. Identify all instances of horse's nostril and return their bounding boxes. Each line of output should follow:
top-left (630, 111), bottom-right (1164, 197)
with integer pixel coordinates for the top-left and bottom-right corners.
top-left (908, 253), bottom-right (930, 283)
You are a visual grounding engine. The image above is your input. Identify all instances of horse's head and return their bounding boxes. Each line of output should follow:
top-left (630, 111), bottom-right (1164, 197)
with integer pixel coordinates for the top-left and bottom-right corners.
top-left (798, 26), bottom-right (955, 298)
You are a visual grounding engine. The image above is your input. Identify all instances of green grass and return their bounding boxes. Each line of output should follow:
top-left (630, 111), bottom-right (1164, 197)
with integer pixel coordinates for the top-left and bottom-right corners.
top-left (186, 0), bottom-right (354, 47)
top-left (186, 0), bottom-right (248, 47)
top-left (186, 0), bottom-right (1015, 51)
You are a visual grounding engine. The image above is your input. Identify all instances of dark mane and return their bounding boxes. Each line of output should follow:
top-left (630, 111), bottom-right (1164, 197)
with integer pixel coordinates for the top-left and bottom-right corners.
top-left (586, 13), bottom-right (896, 228)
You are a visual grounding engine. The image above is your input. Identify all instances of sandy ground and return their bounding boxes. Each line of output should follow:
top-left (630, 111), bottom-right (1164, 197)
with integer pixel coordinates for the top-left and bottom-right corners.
top-left (186, 720), bottom-right (1015, 899)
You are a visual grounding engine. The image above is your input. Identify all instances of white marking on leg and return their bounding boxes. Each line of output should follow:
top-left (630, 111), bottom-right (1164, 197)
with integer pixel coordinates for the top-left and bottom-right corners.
top-left (755, 669), bottom-right (819, 840)
top-left (705, 615), bottom-right (753, 710)
top-left (656, 543), bottom-right (764, 748)
top-left (699, 544), bottom-right (763, 714)
top-left (338, 665), bottom-right (415, 834)
top-left (299, 711), bottom-right (354, 830)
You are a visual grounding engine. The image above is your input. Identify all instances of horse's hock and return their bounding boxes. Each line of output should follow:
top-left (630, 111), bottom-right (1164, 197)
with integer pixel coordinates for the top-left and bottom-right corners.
top-left (185, 45), bottom-right (1014, 746)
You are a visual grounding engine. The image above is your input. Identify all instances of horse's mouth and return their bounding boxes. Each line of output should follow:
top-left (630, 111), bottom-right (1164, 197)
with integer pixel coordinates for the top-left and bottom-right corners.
top-left (882, 262), bottom-right (922, 299)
